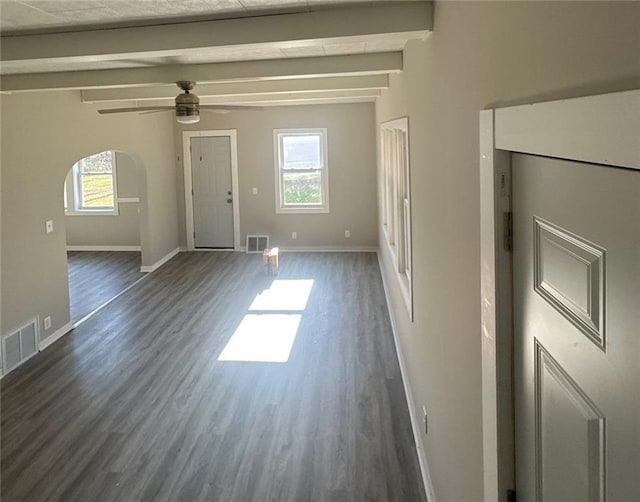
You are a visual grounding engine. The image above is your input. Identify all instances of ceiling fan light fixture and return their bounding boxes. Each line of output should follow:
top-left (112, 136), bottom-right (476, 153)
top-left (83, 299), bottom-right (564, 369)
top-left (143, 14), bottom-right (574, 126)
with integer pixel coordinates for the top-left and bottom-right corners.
top-left (176, 113), bottom-right (200, 124)
top-left (175, 83), bottom-right (200, 124)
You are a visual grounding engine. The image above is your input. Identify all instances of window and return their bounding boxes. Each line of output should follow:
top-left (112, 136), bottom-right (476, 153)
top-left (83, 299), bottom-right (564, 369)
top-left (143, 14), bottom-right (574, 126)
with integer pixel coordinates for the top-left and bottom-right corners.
top-left (380, 118), bottom-right (412, 318)
top-left (274, 128), bottom-right (329, 213)
top-left (65, 151), bottom-right (118, 215)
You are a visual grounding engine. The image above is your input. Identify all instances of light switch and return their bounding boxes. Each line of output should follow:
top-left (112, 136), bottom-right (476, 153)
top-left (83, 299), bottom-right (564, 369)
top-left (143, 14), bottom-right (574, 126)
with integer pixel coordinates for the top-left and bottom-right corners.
top-left (46, 220), bottom-right (54, 233)
top-left (252, 187), bottom-right (258, 195)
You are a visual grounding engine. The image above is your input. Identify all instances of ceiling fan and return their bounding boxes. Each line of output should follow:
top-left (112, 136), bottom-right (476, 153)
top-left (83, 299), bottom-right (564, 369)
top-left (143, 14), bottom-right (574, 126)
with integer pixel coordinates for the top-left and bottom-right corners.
top-left (97, 81), bottom-right (261, 124)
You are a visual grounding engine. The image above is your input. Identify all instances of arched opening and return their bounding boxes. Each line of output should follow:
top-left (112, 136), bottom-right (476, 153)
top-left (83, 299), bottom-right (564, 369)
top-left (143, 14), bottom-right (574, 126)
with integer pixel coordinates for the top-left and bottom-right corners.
top-left (61, 150), bottom-right (149, 325)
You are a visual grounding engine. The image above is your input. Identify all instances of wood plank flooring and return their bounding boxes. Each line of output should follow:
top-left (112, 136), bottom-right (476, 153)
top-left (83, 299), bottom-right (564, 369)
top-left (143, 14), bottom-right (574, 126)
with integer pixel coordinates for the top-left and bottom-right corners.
top-left (2, 252), bottom-right (426, 501)
top-left (67, 251), bottom-right (146, 323)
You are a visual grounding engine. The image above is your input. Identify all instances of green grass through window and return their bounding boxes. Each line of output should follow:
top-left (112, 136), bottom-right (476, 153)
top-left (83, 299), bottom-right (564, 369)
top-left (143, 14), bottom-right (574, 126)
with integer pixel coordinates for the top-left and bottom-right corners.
top-left (283, 172), bottom-right (322, 205)
top-left (82, 175), bottom-right (114, 207)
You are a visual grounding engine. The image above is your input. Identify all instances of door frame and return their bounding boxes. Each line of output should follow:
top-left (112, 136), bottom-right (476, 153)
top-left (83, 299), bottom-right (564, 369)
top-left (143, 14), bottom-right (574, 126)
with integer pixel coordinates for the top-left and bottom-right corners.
top-left (479, 89), bottom-right (639, 501)
top-left (183, 129), bottom-right (240, 251)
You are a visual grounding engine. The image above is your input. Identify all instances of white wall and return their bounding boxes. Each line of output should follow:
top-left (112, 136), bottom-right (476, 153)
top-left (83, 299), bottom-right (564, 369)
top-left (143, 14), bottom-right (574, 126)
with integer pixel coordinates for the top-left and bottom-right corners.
top-left (376, 1), bottom-right (640, 500)
top-left (175, 103), bottom-right (378, 250)
top-left (65, 152), bottom-right (141, 248)
top-left (1, 90), bottom-right (179, 341)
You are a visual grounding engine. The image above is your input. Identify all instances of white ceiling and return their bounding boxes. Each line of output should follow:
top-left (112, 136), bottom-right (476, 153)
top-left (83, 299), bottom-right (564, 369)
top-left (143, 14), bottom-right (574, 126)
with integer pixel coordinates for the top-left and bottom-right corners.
top-left (0, 0), bottom-right (394, 34)
top-left (0, 1), bottom-right (432, 106)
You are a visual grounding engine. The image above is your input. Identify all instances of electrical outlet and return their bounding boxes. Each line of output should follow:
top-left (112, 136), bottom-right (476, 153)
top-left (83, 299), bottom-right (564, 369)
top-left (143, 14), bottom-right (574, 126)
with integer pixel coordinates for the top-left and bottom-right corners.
top-left (422, 406), bottom-right (428, 435)
top-left (291, 231), bottom-right (297, 240)
top-left (252, 187), bottom-right (258, 195)
top-left (44, 316), bottom-right (52, 330)
top-left (345, 230), bottom-right (351, 238)
top-left (45, 220), bottom-right (54, 233)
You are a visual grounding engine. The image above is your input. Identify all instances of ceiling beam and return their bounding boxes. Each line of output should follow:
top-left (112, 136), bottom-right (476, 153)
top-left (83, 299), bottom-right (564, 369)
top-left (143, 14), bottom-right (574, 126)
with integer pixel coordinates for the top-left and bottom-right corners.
top-left (1, 53), bottom-right (402, 92)
top-left (81, 75), bottom-right (389, 103)
top-left (248, 97), bottom-right (374, 107)
top-left (200, 95), bottom-right (378, 107)
top-left (213, 88), bottom-right (382, 104)
top-left (93, 89), bottom-right (380, 109)
top-left (1, 3), bottom-right (432, 64)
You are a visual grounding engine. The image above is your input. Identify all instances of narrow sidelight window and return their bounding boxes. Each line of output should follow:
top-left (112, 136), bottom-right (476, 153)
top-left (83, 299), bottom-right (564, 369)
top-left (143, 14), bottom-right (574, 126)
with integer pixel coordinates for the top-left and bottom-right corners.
top-left (380, 118), bottom-right (412, 318)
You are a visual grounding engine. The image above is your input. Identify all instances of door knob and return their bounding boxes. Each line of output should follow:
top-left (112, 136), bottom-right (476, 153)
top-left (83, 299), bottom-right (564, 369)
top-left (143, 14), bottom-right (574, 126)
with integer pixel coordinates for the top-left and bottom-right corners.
top-left (227, 199), bottom-right (232, 203)
top-left (227, 191), bottom-right (232, 195)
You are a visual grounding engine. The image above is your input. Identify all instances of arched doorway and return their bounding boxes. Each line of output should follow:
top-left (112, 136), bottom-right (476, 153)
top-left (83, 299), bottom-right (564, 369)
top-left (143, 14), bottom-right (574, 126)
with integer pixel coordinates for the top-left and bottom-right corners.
top-left (62, 150), bottom-right (148, 325)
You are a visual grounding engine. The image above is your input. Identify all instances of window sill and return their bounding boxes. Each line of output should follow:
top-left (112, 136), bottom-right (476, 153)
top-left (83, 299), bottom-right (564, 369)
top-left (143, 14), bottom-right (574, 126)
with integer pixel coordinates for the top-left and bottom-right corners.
top-left (65, 209), bottom-right (119, 216)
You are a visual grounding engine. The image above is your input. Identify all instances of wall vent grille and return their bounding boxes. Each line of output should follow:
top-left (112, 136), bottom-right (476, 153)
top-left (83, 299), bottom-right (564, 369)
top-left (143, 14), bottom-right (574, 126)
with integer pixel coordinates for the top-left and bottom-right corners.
top-left (3, 319), bottom-right (39, 374)
top-left (246, 235), bottom-right (269, 253)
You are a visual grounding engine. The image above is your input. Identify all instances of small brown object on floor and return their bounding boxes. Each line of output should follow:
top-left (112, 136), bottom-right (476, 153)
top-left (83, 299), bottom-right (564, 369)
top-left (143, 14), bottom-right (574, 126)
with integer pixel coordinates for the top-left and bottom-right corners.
top-left (262, 247), bottom-right (279, 275)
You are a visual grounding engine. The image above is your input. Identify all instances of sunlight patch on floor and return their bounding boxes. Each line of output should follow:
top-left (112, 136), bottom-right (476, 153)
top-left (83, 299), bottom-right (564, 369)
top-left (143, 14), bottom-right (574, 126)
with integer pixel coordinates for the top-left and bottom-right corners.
top-left (248, 279), bottom-right (314, 311)
top-left (217, 279), bottom-right (314, 363)
top-left (217, 314), bottom-right (302, 363)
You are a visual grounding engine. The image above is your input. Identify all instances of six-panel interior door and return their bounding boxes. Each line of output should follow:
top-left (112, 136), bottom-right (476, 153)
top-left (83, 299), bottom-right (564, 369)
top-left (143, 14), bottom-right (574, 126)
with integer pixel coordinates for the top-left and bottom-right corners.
top-left (513, 154), bottom-right (639, 501)
top-left (191, 136), bottom-right (234, 248)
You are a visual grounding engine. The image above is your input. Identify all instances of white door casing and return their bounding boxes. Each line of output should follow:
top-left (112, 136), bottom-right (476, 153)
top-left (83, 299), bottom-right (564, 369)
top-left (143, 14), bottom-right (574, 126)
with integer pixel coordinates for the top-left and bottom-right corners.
top-left (183, 130), bottom-right (240, 251)
top-left (480, 89), bottom-right (640, 501)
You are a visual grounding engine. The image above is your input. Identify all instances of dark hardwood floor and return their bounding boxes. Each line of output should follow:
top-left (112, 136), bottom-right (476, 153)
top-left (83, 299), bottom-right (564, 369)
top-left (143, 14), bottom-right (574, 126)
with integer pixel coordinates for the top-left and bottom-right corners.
top-left (67, 251), bottom-right (146, 323)
top-left (2, 252), bottom-right (426, 501)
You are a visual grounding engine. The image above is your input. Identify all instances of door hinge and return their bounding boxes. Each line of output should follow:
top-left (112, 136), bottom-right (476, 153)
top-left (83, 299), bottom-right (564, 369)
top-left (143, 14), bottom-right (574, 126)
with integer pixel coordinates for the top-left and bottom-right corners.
top-left (504, 211), bottom-right (513, 252)
top-left (507, 489), bottom-right (517, 502)
top-left (193, 231), bottom-right (196, 238)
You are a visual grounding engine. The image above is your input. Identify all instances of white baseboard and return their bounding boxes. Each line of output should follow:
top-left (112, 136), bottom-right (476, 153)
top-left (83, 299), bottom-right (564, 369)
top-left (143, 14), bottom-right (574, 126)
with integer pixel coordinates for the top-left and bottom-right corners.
top-left (279, 246), bottom-right (377, 253)
top-left (3, 249), bottom-right (171, 372)
top-left (237, 245), bottom-right (376, 253)
top-left (376, 250), bottom-right (437, 502)
top-left (38, 259), bottom-right (153, 353)
top-left (67, 245), bottom-right (141, 251)
top-left (186, 248), bottom-right (237, 252)
top-left (39, 321), bottom-right (73, 351)
top-left (140, 247), bottom-right (180, 273)
top-left (72, 273), bottom-right (150, 329)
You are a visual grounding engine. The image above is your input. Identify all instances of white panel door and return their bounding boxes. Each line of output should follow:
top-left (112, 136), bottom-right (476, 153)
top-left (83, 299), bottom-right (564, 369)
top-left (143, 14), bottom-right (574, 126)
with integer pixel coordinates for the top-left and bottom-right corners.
top-left (513, 154), bottom-right (639, 502)
top-left (191, 136), bottom-right (234, 248)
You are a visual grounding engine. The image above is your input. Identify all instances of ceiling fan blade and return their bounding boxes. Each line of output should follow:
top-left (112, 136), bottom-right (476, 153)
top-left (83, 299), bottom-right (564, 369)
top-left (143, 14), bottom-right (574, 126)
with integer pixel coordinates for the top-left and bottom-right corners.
top-left (98, 106), bottom-right (175, 114)
top-left (200, 105), bottom-right (264, 111)
top-left (140, 109), bottom-right (173, 115)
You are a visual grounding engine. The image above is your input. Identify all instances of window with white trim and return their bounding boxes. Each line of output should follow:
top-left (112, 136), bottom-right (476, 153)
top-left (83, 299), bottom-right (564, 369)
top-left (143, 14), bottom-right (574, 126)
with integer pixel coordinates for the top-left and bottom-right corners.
top-left (381, 118), bottom-right (412, 318)
top-left (65, 151), bottom-right (118, 215)
top-left (274, 128), bottom-right (329, 213)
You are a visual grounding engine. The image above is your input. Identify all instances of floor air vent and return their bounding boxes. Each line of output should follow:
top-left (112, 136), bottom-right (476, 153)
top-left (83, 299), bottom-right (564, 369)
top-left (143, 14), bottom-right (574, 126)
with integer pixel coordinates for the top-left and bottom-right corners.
top-left (246, 235), bottom-right (269, 253)
top-left (3, 319), bottom-right (38, 374)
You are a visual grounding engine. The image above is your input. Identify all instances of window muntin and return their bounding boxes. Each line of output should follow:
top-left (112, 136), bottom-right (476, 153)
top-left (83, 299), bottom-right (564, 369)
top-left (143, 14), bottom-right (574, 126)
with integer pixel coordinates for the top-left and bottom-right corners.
top-left (65, 151), bottom-right (118, 215)
top-left (274, 129), bottom-right (329, 213)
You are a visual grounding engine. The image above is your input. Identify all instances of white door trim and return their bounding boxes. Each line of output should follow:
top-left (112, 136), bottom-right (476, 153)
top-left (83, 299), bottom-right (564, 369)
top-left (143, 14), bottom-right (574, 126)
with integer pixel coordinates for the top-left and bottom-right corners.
top-left (183, 129), bottom-right (240, 251)
top-left (480, 89), bottom-right (640, 501)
